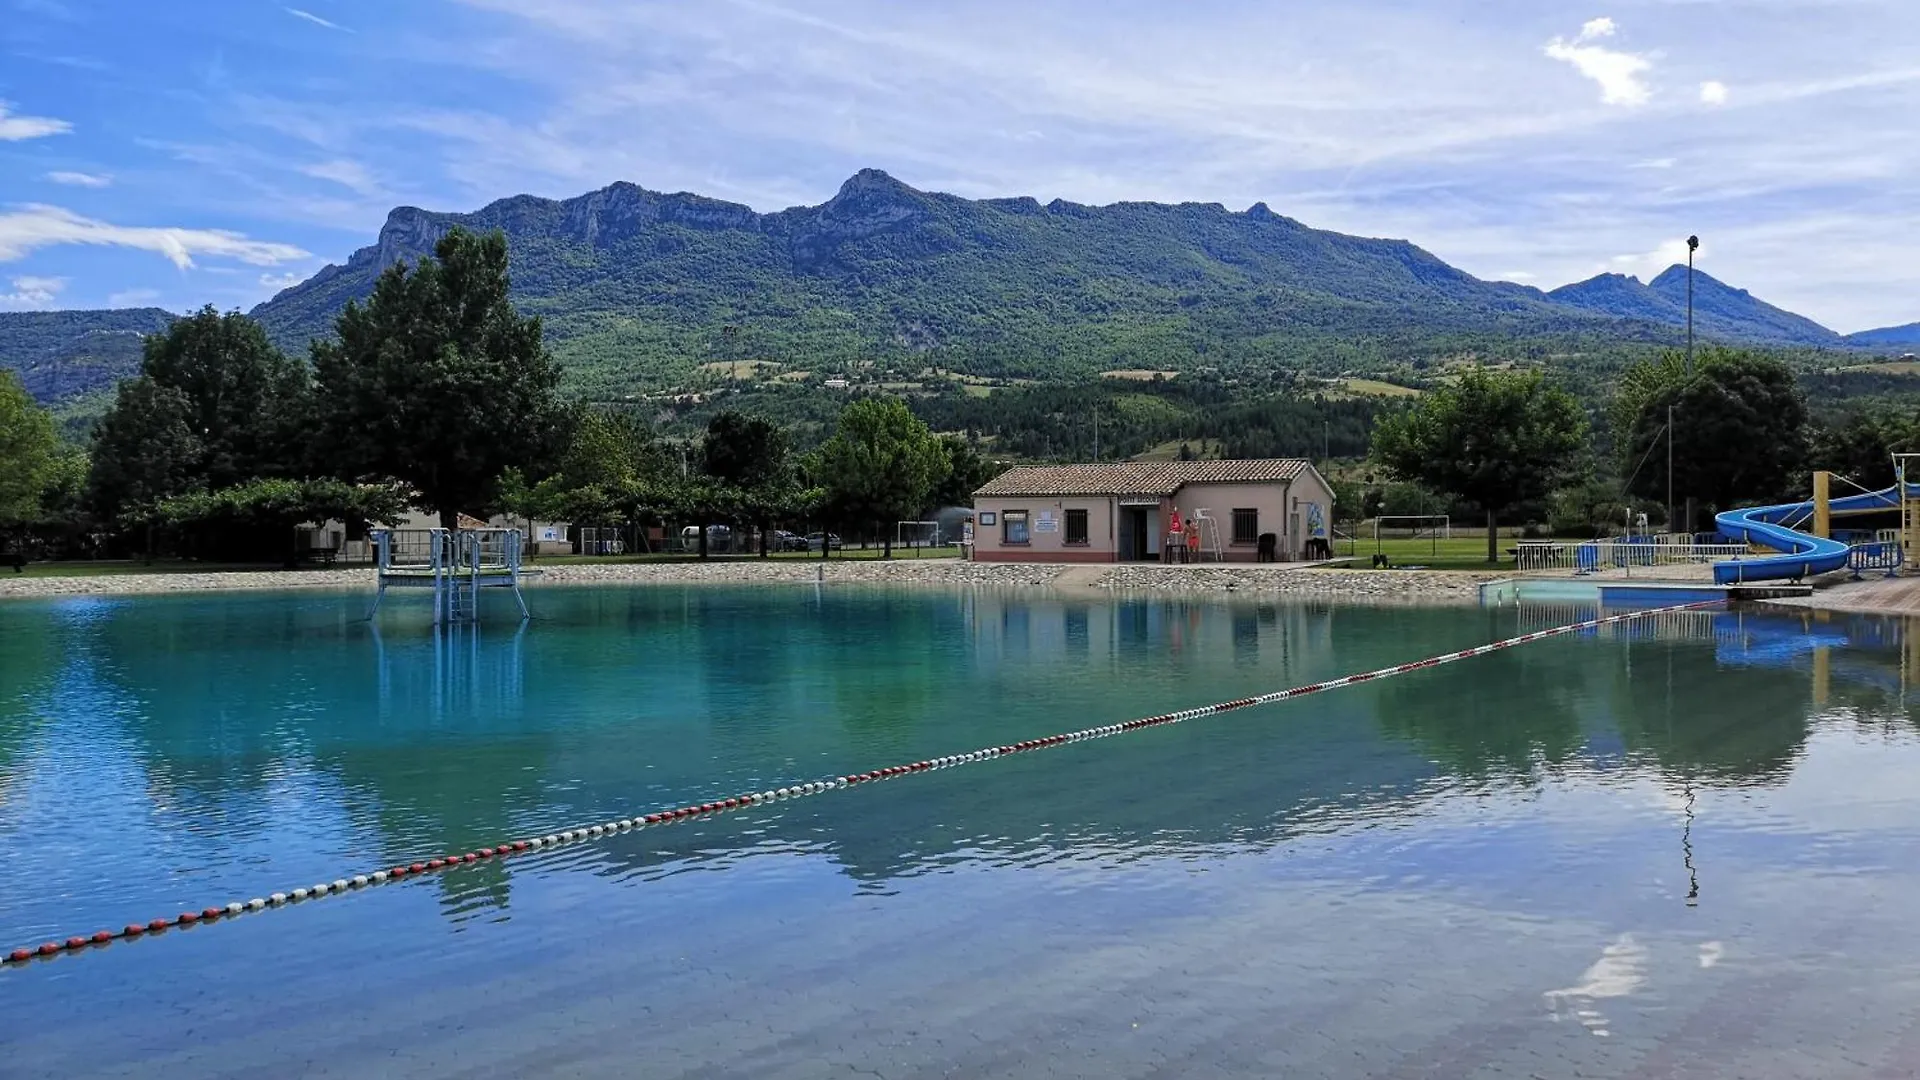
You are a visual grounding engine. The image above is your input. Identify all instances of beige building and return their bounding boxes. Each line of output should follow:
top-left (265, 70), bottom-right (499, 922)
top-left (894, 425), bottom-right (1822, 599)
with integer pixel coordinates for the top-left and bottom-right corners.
top-left (970, 460), bottom-right (1335, 563)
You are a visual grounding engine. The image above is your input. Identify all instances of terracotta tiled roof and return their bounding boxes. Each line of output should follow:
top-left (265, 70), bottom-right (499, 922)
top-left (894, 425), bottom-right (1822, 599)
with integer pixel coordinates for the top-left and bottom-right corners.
top-left (973, 459), bottom-right (1311, 498)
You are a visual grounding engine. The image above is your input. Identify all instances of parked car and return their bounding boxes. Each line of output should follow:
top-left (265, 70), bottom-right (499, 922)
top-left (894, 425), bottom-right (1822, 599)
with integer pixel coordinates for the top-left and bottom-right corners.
top-left (679, 524), bottom-right (732, 550)
top-left (806, 532), bottom-right (844, 551)
top-left (772, 530), bottom-right (809, 552)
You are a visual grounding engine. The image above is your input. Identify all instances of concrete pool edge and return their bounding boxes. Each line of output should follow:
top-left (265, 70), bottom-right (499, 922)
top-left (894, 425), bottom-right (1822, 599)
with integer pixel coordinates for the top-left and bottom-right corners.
top-left (1480, 577), bottom-right (1814, 607)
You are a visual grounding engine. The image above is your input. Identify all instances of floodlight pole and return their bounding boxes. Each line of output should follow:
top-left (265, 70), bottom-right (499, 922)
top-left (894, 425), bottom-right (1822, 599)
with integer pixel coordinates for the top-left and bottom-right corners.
top-left (1682, 234), bottom-right (1699, 534)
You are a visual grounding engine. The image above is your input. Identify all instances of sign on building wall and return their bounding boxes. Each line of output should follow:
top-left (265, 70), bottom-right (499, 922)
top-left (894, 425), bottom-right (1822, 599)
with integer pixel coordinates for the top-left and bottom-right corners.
top-left (536, 525), bottom-right (565, 543)
top-left (1034, 510), bottom-right (1059, 534)
top-left (1304, 503), bottom-right (1326, 539)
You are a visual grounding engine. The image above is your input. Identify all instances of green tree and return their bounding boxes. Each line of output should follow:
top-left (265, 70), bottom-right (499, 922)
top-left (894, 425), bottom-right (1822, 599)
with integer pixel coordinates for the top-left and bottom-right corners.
top-left (86, 377), bottom-right (202, 525)
top-left (701, 410), bottom-right (802, 558)
top-left (1809, 408), bottom-right (1914, 491)
top-left (0, 371), bottom-right (60, 533)
top-left (138, 305), bottom-right (311, 487)
top-left (506, 407), bottom-right (666, 526)
top-left (84, 309), bottom-right (311, 533)
top-left (929, 435), bottom-right (998, 510)
top-left (314, 227), bottom-right (568, 527)
top-left (1371, 369), bottom-right (1588, 563)
top-left (1621, 349), bottom-right (1807, 516)
top-left (817, 398), bottom-right (950, 558)
top-left (702, 410), bottom-right (789, 490)
top-left (140, 479), bottom-right (409, 565)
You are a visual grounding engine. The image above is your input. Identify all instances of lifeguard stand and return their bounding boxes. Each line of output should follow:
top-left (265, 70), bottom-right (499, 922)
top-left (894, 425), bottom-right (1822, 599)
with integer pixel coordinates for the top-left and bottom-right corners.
top-left (1189, 509), bottom-right (1225, 562)
top-left (368, 527), bottom-right (531, 623)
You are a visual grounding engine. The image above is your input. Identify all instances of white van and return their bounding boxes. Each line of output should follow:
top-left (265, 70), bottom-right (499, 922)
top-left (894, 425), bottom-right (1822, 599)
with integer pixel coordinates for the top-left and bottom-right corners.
top-left (679, 524), bottom-right (732, 551)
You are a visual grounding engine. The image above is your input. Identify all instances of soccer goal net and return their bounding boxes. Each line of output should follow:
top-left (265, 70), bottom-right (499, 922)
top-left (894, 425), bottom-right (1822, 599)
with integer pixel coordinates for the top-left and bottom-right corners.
top-left (1373, 515), bottom-right (1451, 541)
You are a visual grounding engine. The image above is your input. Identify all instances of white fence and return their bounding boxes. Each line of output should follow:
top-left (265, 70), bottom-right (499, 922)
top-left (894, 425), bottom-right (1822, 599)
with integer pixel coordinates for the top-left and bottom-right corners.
top-left (1515, 540), bottom-right (1750, 573)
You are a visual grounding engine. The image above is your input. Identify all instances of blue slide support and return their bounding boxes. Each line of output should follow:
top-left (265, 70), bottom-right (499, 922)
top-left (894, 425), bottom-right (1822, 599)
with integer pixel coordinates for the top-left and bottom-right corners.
top-left (1713, 484), bottom-right (1915, 584)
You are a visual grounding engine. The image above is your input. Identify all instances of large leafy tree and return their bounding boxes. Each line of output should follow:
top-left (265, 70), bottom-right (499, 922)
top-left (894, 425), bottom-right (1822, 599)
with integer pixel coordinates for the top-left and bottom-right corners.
top-left (928, 435), bottom-right (998, 510)
top-left (314, 227), bottom-right (568, 527)
top-left (1371, 369), bottom-right (1588, 563)
top-left (702, 410), bottom-right (789, 490)
top-left (0, 371), bottom-right (60, 531)
top-left (700, 410), bottom-right (803, 556)
top-left (86, 377), bottom-right (202, 524)
top-left (138, 305), bottom-right (311, 487)
top-left (817, 398), bottom-right (950, 557)
top-left (505, 407), bottom-right (664, 525)
top-left (1620, 349), bottom-right (1807, 515)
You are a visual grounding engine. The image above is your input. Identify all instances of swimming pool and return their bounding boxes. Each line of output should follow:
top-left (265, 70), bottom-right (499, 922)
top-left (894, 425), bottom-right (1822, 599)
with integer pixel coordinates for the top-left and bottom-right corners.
top-left (3, 587), bottom-right (1918, 1077)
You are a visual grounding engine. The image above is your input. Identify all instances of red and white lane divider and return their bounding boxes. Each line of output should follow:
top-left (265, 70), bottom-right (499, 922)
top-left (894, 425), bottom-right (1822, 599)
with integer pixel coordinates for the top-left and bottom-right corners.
top-left (3, 599), bottom-right (1720, 968)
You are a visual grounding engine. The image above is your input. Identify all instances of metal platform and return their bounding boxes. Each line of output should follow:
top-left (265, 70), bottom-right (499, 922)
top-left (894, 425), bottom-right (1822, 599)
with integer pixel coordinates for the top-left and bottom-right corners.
top-left (369, 527), bottom-right (530, 623)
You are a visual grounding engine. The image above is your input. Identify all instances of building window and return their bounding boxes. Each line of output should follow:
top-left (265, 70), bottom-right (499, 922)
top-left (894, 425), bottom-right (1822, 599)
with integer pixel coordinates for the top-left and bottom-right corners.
top-left (1003, 511), bottom-right (1030, 545)
top-left (1232, 508), bottom-right (1259, 544)
top-left (1065, 508), bottom-right (1089, 545)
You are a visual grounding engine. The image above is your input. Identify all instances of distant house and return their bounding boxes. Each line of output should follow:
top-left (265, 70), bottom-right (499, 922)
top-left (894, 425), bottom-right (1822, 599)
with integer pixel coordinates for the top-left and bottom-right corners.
top-left (970, 459), bottom-right (1334, 563)
top-left (824, 377), bottom-right (850, 390)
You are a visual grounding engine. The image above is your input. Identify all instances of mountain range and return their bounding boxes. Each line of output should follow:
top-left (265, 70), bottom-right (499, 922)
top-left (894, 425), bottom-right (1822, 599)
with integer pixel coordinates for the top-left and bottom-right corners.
top-left (5, 169), bottom-right (1916, 404)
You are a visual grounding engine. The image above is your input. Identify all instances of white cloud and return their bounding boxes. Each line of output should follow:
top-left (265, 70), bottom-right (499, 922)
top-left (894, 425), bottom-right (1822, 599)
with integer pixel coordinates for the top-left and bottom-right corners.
top-left (1607, 237), bottom-right (1699, 280)
top-left (0, 204), bottom-right (309, 269)
top-left (107, 288), bottom-right (162, 307)
top-left (1700, 80), bottom-right (1730, 105)
top-left (1544, 19), bottom-right (1653, 106)
top-left (135, 0), bottom-right (1920, 332)
top-left (0, 274), bottom-right (66, 309)
top-left (1578, 17), bottom-right (1617, 42)
top-left (45, 170), bottom-right (111, 188)
top-left (1498, 269), bottom-right (1538, 282)
top-left (298, 159), bottom-right (384, 198)
top-left (0, 101), bottom-right (72, 141)
top-left (285, 7), bottom-right (351, 32)
top-left (259, 271), bottom-right (304, 290)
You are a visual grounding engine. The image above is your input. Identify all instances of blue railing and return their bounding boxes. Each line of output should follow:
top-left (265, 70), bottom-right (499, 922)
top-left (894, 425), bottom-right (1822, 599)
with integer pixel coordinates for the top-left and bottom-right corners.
top-left (1848, 540), bottom-right (1904, 579)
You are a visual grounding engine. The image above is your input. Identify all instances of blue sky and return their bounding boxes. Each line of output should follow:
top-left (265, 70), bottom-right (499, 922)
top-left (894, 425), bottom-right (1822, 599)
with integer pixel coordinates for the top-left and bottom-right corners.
top-left (3, 0), bottom-right (1917, 331)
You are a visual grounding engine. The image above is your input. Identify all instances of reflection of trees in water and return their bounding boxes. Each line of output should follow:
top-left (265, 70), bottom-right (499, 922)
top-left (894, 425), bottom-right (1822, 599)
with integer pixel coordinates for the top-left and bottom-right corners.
top-left (68, 597), bottom-right (553, 916)
top-left (1372, 608), bottom-right (1824, 787)
top-left (816, 590), bottom-right (969, 739)
top-left (573, 702), bottom-right (1443, 886)
top-left (1612, 638), bottom-right (1812, 784)
top-left (1374, 642), bottom-right (1601, 781)
top-left (31, 587), bottom-right (1920, 914)
top-left (0, 602), bottom-right (65, 804)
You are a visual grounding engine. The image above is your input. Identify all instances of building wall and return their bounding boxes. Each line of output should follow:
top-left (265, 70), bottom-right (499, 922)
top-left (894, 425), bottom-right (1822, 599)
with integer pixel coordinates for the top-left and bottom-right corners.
top-left (1169, 473), bottom-right (1334, 562)
top-left (969, 496), bottom-right (1119, 562)
top-left (970, 467), bottom-right (1335, 564)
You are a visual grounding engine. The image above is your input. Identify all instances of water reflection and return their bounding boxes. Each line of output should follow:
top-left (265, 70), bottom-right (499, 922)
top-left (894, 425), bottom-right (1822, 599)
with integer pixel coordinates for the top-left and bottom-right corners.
top-left (5, 588), bottom-right (1920, 939)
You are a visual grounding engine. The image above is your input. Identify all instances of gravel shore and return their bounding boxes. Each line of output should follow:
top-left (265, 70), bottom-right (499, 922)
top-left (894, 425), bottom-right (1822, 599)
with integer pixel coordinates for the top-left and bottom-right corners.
top-left (0, 559), bottom-right (1501, 602)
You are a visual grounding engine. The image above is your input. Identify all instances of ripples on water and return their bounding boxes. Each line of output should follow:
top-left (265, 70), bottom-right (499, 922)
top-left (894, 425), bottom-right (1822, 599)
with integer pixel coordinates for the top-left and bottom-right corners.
top-left (4, 587), bottom-right (1920, 1077)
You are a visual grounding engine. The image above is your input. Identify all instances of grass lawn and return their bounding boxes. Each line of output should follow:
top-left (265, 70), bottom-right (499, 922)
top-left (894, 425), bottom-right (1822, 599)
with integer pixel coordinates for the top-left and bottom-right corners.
top-left (1326, 535), bottom-right (1517, 571)
top-left (8, 558), bottom-right (364, 578)
top-left (1340, 378), bottom-right (1423, 398)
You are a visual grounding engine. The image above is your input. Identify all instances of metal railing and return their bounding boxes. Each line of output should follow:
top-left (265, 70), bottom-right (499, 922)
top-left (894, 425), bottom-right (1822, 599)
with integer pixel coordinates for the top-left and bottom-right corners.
top-left (373, 528), bottom-right (520, 574)
top-left (1515, 540), bottom-right (1750, 573)
top-left (1848, 540), bottom-right (1904, 579)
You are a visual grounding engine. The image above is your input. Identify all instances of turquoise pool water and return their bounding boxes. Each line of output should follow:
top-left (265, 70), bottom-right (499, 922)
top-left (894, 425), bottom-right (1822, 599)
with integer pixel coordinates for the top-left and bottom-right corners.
top-left (4, 586), bottom-right (1920, 1078)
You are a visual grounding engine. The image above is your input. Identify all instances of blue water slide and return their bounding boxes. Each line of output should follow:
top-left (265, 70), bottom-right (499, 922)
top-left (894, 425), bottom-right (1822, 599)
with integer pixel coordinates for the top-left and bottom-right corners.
top-left (1713, 484), bottom-right (1912, 584)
